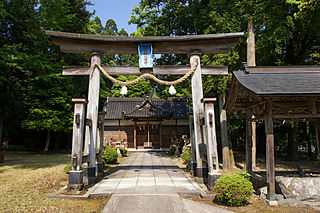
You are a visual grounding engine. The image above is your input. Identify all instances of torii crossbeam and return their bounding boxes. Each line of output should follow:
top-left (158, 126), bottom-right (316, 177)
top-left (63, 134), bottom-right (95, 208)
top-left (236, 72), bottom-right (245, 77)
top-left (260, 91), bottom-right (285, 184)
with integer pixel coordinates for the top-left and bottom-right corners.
top-left (46, 30), bottom-right (244, 190)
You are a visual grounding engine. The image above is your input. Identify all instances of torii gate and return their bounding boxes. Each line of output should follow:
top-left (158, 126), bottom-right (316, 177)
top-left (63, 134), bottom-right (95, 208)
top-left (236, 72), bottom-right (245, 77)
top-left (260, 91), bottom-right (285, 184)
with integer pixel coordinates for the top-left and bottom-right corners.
top-left (46, 31), bottom-right (244, 190)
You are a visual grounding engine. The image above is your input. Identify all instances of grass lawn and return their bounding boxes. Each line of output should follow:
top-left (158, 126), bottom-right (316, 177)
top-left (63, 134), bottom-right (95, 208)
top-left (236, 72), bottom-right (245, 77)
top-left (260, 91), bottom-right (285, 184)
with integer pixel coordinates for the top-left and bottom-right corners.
top-left (0, 151), bottom-right (109, 213)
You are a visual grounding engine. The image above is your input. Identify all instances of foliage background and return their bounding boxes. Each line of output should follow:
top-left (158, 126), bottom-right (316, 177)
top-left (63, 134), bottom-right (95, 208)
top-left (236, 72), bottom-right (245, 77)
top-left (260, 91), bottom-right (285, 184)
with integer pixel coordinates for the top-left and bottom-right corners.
top-left (1, 0), bottom-right (319, 155)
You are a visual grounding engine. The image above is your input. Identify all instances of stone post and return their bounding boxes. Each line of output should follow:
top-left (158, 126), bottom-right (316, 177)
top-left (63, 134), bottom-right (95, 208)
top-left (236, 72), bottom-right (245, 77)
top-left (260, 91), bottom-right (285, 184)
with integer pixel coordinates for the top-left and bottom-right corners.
top-left (202, 98), bottom-right (221, 190)
top-left (96, 111), bottom-right (105, 177)
top-left (68, 98), bottom-right (87, 192)
top-left (218, 95), bottom-right (230, 171)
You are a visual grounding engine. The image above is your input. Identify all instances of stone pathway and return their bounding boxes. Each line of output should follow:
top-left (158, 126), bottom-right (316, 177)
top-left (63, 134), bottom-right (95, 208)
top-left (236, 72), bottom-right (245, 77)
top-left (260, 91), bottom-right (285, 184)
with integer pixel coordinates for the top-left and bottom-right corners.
top-left (91, 152), bottom-right (202, 196)
top-left (89, 152), bottom-right (233, 213)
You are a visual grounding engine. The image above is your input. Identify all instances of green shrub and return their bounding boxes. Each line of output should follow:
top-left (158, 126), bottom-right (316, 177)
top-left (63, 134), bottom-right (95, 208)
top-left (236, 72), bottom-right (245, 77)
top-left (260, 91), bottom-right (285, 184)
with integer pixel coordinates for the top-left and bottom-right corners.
top-left (63, 164), bottom-right (71, 174)
top-left (182, 145), bottom-right (190, 153)
top-left (181, 150), bottom-right (191, 163)
top-left (213, 173), bottom-right (254, 206)
top-left (119, 147), bottom-right (128, 157)
top-left (168, 146), bottom-right (176, 156)
top-left (102, 146), bottom-right (118, 164)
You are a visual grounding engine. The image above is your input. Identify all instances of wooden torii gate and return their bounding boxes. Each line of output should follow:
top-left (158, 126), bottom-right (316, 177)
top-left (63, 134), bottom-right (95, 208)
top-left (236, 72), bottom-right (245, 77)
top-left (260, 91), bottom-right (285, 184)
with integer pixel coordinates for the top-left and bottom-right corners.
top-left (46, 31), bottom-right (244, 190)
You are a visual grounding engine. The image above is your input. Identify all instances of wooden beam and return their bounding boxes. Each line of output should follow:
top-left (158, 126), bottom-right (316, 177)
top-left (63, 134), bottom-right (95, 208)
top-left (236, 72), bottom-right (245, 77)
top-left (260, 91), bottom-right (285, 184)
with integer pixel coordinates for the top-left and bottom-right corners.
top-left (246, 66), bottom-right (320, 73)
top-left (265, 98), bottom-right (275, 201)
top-left (62, 65), bottom-right (228, 76)
top-left (46, 30), bottom-right (244, 54)
top-left (273, 114), bottom-right (320, 119)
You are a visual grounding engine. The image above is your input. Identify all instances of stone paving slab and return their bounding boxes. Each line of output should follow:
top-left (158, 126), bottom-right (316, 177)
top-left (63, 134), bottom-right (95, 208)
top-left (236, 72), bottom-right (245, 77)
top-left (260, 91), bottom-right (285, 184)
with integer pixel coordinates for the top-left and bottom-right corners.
top-left (102, 194), bottom-right (234, 213)
top-left (102, 194), bottom-right (188, 213)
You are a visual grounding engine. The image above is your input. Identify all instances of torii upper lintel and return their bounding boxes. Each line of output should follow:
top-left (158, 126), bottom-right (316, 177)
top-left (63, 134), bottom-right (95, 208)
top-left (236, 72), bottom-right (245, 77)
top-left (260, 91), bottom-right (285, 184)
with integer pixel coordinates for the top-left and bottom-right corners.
top-left (45, 30), bottom-right (244, 55)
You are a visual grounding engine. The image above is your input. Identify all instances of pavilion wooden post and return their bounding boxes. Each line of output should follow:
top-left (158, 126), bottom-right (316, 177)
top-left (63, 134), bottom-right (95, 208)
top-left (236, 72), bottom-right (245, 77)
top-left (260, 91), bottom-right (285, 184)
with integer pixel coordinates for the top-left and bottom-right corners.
top-left (188, 113), bottom-right (196, 175)
top-left (310, 98), bottom-right (320, 159)
top-left (159, 122), bottom-right (163, 148)
top-left (68, 98), bottom-right (87, 191)
top-left (316, 123), bottom-right (320, 159)
top-left (84, 52), bottom-right (102, 184)
top-left (265, 98), bottom-right (275, 201)
top-left (96, 112), bottom-right (105, 177)
top-left (218, 95), bottom-right (230, 171)
top-left (190, 51), bottom-right (205, 178)
top-left (246, 109), bottom-right (253, 172)
top-left (202, 98), bottom-right (221, 190)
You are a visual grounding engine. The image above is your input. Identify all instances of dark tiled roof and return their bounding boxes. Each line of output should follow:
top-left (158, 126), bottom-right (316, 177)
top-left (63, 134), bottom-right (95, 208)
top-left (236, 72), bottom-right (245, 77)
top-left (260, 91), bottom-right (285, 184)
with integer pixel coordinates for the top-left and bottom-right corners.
top-left (103, 97), bottom-right (191, 120)
top-left (234, 68), bottom-right (320, 96)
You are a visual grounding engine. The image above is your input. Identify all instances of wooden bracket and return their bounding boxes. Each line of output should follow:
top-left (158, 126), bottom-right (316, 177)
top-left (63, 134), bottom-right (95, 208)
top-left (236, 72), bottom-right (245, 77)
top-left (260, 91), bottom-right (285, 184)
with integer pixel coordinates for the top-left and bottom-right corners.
top-left (200, 117), bottom-right (205, 126)
top-left (75, 113), bottom-right (80, 125)
top-left (209, 113), bottom-right (213, 126)
top-left (85, 118), bottom-right (92, 127)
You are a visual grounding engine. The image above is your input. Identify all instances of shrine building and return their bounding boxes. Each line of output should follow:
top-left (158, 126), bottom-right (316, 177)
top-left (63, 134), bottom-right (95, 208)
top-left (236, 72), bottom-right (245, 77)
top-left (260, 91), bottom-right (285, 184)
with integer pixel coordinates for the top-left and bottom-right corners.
top-left (103, 96), bottom-right (191, 149)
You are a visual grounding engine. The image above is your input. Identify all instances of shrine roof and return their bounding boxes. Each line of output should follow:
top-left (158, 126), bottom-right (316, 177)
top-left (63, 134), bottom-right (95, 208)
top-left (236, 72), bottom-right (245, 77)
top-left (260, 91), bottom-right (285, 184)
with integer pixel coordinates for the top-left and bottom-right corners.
top-left (103, 97), bottom-right (191, 120)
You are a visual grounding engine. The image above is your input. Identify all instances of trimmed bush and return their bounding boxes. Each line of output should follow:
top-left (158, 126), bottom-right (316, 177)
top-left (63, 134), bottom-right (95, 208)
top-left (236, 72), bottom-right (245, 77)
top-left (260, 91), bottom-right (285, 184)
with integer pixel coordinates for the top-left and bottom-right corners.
top-left (63, 164), bottom-right (71, 174)
top-left (213, 173), bottom-right (254, 206)
top-left (181, 150), bottom-right (191, 163)
top-left (168, 145), bottom-right (176, 156)
top-left (119, 147), bottom-right (128, 157)
top-left (102, 146), bottom-right (118, 164)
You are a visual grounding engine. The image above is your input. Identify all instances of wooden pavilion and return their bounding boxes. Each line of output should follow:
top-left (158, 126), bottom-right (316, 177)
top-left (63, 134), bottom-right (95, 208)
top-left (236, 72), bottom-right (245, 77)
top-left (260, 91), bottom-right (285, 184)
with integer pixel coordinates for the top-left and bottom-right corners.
top-left (224, 64), bottom-right (320, 201)
top-left (103, 97), bottom-right (191, 149)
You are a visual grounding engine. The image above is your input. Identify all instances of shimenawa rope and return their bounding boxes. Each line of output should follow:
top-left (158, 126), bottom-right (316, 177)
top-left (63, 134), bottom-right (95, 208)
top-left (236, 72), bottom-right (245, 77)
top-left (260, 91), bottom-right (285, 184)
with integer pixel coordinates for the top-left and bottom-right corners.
top-left (89, 58), bottom-right (199, 94)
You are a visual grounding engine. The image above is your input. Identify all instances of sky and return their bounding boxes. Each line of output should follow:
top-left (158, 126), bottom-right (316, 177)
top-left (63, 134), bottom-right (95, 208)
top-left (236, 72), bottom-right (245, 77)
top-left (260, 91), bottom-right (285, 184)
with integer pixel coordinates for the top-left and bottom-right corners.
top-left (87, 0), bottom-right (141, 35)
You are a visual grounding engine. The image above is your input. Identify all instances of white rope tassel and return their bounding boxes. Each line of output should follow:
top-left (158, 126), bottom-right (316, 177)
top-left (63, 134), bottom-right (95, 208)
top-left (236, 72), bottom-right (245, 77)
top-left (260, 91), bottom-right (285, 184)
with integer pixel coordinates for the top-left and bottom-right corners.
top-left (120, 85), bottom-right (127, 95)
top-left (169, 85), bottom-right (176, 95)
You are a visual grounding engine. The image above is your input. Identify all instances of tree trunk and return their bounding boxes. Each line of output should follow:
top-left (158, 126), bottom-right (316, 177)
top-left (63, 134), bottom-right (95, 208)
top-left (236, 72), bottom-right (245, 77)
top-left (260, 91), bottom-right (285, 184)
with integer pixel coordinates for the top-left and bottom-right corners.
top-left (54, 132), bottom-right (60, 152)
top-left (0, 112), bottom-right (3, 146)
top-left (247, 18), bottom-right (256, 66)
top-left (44, 130), bottom-right (50, 153)
top-left (287, 123), bottom-right (299, 161)
top-left (229, 140), bottom-right (235, 167)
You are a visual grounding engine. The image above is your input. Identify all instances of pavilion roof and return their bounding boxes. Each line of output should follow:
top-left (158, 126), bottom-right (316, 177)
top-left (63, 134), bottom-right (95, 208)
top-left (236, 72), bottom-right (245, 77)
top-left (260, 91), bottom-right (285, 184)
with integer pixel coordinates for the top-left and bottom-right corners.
top-left (224, 65), bottom-right (320, 113)
top-left (233, 66), bottom-right (320, 96)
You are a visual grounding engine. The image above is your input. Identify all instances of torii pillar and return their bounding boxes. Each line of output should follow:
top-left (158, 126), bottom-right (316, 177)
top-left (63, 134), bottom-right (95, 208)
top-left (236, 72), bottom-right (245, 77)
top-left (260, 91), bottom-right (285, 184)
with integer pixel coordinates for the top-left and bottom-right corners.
top-left (190, 51), bottom-right (206, 178)
top-left (84, 52), bottom-right (102, 184)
